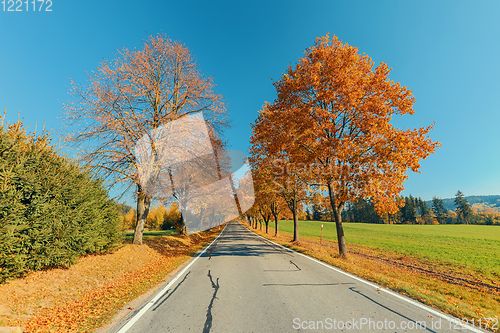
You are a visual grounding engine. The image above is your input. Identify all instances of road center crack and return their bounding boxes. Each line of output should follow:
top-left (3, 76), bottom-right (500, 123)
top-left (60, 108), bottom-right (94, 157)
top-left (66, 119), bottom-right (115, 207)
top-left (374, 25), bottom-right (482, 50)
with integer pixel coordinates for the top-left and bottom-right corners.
top-left (289, 260), bottom-right (301, 271)
top-left (203, 270), bottom-right (220, 333)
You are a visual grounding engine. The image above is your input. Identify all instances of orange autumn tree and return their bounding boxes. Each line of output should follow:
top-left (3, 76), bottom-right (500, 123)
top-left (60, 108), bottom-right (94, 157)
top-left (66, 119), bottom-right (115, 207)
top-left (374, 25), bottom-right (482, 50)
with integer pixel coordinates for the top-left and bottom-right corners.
top-left (251, 165), bottom-right (287, 235)
top-left (260, 34), bottom-right (440, 257)
top-left (65, 34), bottom-right (227, 245)
top-left (250, 107), bottom-right (309, 241)
top-left (252, 168), bottom-right (272, 233)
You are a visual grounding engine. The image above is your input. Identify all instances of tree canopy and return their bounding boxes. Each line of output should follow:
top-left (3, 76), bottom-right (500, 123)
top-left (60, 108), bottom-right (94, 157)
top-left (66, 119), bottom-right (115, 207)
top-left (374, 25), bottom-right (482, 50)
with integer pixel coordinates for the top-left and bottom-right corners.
top-left (250, 34), bottom-right (440, 256)
top-left (65, 34), bottom-right (228, 244)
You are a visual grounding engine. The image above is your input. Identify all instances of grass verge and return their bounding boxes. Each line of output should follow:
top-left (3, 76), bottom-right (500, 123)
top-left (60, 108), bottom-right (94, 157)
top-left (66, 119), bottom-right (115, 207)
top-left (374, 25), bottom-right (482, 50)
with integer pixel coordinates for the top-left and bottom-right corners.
top-left (246, 221), bottom-right (499, 332)
top-left (0, 225), bottom-right (223, 332)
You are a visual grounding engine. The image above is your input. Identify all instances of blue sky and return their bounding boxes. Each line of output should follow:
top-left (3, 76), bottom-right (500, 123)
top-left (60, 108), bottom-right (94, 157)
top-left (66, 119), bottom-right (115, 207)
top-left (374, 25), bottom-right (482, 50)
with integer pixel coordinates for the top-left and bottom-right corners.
top-left (1, 0), bottom-right (499, 202)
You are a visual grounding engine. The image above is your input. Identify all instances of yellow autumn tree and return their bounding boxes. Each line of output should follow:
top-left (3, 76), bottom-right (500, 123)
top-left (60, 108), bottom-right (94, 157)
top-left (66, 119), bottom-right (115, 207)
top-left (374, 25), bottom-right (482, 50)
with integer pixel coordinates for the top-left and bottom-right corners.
top-left (123, 208), bottom-right (137, 230)
top-left (162, 202), bottom-right (184, 231)
top-left (146, 205), bottom-right (167, 230)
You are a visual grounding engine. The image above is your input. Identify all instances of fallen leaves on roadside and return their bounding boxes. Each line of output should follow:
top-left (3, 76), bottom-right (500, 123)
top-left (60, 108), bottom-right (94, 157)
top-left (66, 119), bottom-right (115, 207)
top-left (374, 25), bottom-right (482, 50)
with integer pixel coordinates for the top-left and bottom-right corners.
top-left (247, 223), bottom-right (500, 332)
top-left (0, 227), bottom-right (221, 332)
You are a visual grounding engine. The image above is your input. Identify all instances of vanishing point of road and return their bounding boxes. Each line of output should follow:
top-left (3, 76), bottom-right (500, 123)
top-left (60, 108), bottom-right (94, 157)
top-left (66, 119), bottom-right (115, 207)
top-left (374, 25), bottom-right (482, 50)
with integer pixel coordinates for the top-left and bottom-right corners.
top-left (108, 221), bottom-right (484, 333)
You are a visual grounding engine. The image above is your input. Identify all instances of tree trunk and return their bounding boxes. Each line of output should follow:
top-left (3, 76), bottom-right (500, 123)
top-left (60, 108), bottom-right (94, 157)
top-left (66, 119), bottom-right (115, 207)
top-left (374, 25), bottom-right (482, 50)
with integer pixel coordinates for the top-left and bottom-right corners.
top-left (332, 206), bottom-right (347, 257)
top-left (327, 183), bottom-right (347, 257)
top-left (265, 219), bottom-right (269, 233)
top-left (179, 213), bottom-right (187, 235)
top-left (274, 216), bottom-right (279, 236)
top-left (292, 199), bottom-right (299, 242)
top-left (133, 188), bottom-right (152, 245)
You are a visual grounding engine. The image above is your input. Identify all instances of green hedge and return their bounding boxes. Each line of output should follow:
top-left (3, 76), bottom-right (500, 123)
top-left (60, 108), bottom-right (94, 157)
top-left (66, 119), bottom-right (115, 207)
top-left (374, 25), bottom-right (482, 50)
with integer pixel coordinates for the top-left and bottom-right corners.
top-left (0, 122), bottom-right (122, 283)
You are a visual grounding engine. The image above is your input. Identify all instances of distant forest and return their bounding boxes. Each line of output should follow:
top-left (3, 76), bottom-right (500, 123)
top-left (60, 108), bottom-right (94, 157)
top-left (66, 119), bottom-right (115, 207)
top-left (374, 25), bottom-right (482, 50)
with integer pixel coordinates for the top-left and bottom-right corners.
top-left (426, 195), bottom-right (500, 212)
top-left (305, 193), bottom-right (500, 225)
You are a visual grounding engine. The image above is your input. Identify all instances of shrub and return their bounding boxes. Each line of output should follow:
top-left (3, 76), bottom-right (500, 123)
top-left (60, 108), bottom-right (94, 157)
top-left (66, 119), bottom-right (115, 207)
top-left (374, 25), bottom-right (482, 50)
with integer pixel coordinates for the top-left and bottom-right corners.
top-left (0, 119), bottom-right (122, 283)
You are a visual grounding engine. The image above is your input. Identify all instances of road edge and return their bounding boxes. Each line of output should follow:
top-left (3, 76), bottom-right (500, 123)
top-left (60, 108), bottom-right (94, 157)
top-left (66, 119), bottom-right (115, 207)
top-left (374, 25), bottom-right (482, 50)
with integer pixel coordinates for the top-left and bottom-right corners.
top-left (240, 221), bottom-right (487, 333)
top-left (98, 223), bottom-right (229, 333)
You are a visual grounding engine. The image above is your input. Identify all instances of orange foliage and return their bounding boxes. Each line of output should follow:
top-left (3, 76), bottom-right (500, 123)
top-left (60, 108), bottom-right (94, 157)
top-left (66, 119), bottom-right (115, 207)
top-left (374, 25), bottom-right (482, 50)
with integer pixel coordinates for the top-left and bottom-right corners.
top-left (251, 34), bottom-right (440, 256)
top-left (0, 228), bottom-right (221, 332)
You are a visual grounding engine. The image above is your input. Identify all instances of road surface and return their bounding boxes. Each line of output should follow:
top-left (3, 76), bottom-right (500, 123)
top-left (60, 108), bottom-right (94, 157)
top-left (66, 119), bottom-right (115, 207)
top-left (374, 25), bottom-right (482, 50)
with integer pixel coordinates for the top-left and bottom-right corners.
top-left (108, 221), bottom-right (484, 333)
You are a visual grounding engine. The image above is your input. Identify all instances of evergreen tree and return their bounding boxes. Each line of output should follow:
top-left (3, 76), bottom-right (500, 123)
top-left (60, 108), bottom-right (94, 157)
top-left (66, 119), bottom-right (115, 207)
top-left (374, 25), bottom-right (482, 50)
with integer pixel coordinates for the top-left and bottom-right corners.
top-left (401, 196), bottom-right (417, 224)
top-left (0, 119), bottom-right (121, 283)
top-left (432, 197), bottom-right (448, 224)
top-left (455, 190), bottom-right (472, 224)
top-left (345, 199), bottom-right (383, 223)
top-left (417, 198), bottom-right (429, 217)
top-left (312, 203), bottom-right (324, 221)
top-left (416, 197), bottom-right (433, 224)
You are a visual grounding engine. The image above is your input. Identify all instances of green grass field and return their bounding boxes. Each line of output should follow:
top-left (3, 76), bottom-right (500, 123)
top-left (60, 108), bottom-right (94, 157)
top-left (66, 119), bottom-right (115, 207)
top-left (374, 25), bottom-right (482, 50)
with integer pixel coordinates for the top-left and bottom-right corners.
top-left (271, 220), bottom-right (500, 279)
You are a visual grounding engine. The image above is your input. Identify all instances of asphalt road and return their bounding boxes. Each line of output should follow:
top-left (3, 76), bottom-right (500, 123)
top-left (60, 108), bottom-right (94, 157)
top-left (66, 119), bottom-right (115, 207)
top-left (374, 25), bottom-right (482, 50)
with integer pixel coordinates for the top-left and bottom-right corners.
top-left (109, 221), bottom-right (484, 333)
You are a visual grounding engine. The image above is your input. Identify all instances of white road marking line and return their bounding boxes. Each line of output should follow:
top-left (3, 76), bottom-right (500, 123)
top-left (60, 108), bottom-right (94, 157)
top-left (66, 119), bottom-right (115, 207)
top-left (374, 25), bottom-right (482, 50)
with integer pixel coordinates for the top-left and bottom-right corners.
top-left (116, 223), bottom-right (229, 333)
top-left (241, 222), bottom-right (486, 333)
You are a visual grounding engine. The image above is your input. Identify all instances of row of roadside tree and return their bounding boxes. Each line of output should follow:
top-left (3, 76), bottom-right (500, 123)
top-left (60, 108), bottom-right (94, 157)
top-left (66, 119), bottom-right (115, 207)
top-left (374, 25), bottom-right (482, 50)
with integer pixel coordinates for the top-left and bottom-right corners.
top-left (248, 34), bottom-right (440, 257)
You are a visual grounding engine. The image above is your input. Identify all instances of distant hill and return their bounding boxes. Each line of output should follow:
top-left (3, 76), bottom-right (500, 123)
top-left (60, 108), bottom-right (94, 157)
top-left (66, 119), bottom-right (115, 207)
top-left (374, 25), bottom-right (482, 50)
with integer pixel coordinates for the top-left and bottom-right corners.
top-left (426, 195), bottom-right (500, 213)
